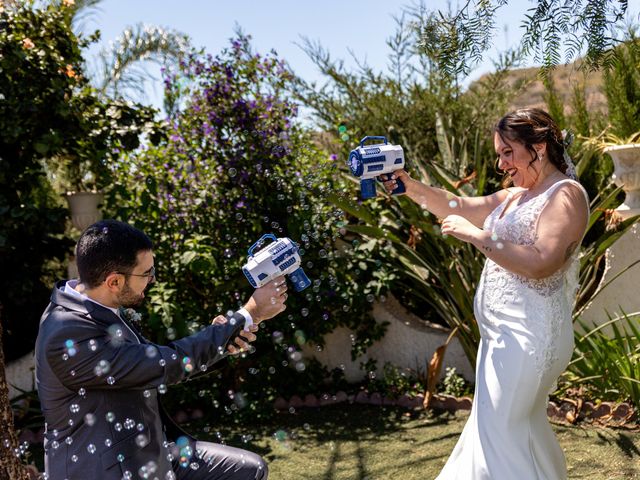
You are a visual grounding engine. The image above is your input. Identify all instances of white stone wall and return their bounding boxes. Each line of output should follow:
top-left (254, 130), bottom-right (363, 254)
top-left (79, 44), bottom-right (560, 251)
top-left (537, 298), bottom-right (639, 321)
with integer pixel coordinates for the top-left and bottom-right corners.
top-left (301, 294), bottom-right (475, 383)
top-left (579, 225), bottom-right (640, 334)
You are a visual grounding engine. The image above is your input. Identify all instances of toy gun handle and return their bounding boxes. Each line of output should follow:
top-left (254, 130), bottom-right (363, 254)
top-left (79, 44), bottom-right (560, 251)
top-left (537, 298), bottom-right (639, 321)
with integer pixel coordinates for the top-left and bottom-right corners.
top-left (247, 233), bottom-right (277, 257)
top-left (289, 267), bottom-right (311, 292)
top-left (359, 136), bottom-right (388, 147)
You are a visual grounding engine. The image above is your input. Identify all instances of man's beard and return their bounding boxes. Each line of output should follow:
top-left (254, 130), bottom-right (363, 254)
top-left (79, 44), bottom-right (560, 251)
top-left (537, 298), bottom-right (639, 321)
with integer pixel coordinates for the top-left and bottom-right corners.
top-left (117, 281), bottom-right (146, 309)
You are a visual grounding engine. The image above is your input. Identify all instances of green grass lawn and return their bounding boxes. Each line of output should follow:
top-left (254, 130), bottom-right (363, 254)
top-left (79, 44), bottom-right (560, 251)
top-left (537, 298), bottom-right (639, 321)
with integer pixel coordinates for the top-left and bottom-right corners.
top-left (191, 405), bottom-right (640, 480)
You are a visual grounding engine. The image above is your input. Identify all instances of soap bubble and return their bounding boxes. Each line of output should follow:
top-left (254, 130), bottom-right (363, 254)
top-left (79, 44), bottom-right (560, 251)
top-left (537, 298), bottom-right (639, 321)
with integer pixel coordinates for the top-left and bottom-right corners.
top-left (84, 413), bottom-right (96, 426)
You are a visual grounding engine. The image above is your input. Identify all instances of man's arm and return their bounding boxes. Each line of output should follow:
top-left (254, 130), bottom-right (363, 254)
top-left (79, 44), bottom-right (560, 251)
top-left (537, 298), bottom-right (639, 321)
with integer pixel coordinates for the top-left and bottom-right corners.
top-left (47, 276), bottom-right (289, 390)
top-left (45, 316), bottom-right (245, 391)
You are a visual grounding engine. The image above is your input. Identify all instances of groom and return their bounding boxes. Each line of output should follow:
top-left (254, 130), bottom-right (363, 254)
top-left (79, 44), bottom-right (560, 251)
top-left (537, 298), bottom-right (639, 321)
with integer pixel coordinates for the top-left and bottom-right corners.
top-left (35, 219), bottom-right (288, 479)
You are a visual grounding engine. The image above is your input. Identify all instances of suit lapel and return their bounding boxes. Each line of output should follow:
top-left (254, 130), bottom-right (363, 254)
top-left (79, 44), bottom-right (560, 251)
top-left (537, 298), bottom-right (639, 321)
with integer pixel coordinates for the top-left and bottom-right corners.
top-left (50, 280), bottom-right (144, 344)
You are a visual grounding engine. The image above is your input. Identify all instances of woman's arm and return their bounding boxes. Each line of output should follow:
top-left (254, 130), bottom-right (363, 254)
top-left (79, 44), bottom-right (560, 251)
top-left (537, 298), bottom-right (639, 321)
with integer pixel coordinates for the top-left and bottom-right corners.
top-left (380, 170), bottom-right (511, 228)
top-left (441, 183), bottom-right (589, 279)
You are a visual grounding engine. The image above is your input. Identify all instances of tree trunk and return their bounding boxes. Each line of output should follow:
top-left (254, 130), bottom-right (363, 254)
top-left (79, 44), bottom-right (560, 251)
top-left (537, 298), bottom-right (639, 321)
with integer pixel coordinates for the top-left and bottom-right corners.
top-left (0, 306), bottom-right (30, 480)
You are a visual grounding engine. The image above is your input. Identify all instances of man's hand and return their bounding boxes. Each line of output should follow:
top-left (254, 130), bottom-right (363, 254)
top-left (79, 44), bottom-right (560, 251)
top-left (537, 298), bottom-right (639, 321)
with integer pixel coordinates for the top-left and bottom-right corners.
top-left (226, 324), bottom-right (258, 355)
top-left (243, 276), bottom-right (288, 323)
top-left (209, 315), bottom-right (259, 355)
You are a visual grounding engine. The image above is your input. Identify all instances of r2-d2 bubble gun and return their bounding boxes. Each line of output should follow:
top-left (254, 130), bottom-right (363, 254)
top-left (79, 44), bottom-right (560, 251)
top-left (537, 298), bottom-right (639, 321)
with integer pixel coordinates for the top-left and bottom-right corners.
top-left (348, 136), bottom-right (405, 199)
top-left (242, 234), bottom-right (311, 292)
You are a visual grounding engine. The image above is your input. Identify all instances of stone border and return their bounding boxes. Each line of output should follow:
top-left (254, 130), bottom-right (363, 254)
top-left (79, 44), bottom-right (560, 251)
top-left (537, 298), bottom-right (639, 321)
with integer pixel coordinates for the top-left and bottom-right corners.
top-left (274, 393), bottom-right (639, 429)
top-left (274, 392), bottom-right (472, 412)
top-left (547, 399), bottom-right (639, 428)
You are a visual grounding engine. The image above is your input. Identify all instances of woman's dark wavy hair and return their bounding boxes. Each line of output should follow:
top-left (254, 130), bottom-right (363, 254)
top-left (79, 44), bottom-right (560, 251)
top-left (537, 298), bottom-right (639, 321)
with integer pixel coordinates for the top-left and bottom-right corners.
top-left (76, 219), bottom-right (153, 288)
top-left (494, 108), bottom-right (567, 187)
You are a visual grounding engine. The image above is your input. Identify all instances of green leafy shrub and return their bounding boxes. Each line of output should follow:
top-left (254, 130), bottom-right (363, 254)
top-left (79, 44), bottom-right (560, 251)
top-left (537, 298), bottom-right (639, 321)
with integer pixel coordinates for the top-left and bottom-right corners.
top-left (362, 361), bottom-right (425, 399)
top-left (603, 27), bottom-right (640, 138)
top-left (106, 34), bottom-right (392, 420)
top-left (439, 367), bottom-right (471, 398)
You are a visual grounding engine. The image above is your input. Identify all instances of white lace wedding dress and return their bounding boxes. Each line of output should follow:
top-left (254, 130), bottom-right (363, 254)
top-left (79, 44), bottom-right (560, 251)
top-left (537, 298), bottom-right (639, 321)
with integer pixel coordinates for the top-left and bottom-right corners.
top-left (436, 179), bottom-right (589, 480)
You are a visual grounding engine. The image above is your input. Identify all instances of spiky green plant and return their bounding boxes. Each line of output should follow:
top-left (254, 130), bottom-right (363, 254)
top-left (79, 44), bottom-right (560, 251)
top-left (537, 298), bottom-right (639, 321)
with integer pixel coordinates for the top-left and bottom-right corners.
top-left (566, 311), bottom-right (640, 405)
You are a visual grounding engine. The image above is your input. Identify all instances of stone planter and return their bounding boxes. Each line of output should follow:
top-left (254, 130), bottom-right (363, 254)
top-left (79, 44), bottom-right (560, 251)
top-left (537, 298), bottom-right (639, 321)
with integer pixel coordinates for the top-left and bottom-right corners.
top-left (605, 143), bottom-right (640, 219)
top-left (65, 191), bottom-right (103, 278)
top-left (580, 144), bottom-right (640, 332)
top-left (64, 191), bottom-right (104, 231)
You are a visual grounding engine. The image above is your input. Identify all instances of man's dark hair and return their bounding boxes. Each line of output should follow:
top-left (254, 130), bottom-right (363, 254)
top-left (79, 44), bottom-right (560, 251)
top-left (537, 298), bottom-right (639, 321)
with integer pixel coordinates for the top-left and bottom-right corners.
top-left (76, 220), bottom-right (153, 288)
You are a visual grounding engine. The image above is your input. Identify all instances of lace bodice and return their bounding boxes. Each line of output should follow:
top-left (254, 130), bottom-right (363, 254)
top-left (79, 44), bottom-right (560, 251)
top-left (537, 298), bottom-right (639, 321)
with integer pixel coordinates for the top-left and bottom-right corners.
top-left (483, 184), bottom-right (563, 299)
top-left (476, 179), bottom-right (589, 381)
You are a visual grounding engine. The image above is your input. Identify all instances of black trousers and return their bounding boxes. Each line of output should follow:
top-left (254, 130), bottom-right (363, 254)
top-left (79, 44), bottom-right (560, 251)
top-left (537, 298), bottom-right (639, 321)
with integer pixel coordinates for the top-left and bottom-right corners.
top-left (171, 440), bottom-right (268, 480)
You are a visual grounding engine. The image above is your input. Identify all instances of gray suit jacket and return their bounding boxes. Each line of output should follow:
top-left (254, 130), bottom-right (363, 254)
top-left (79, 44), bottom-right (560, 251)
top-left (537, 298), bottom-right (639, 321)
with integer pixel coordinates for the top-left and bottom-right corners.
top-left (35, 280), bottom-right (245, 479)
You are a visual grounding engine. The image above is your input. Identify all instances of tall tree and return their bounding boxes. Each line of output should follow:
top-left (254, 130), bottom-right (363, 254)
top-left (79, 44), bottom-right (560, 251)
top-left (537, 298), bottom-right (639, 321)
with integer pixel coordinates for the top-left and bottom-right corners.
top-left (0, 313), bottom-right (30, 480)
top-left (417, 0), bottom-right (630, 77)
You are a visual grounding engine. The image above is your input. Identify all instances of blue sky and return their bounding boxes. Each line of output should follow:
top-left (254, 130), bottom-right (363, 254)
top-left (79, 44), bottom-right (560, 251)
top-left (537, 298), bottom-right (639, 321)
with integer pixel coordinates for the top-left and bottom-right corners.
top-left (83, 0), bottom-right (640, 112)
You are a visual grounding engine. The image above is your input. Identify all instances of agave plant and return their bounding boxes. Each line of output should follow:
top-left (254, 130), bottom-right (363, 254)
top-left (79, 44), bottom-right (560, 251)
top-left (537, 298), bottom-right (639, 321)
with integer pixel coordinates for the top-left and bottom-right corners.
top-left (331, 119), bottom-right (640, 369)
top-left (580, 128), bottom-right (640, 153)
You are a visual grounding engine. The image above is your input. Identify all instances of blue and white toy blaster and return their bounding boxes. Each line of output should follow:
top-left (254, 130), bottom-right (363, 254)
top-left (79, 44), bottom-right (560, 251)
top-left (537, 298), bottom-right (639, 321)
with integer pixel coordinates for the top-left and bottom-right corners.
top-left (242, 234), bottom-right (311, 292)
top-left (348, 136), bottom-right (406, 199)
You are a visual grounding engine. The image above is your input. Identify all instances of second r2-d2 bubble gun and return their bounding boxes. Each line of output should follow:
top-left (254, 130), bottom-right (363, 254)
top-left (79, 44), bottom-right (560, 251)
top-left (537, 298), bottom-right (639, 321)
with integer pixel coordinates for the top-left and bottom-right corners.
top-left (242, 234), bottom-right (311, 292)
top-left (348, 136), bottom-right (405, 199)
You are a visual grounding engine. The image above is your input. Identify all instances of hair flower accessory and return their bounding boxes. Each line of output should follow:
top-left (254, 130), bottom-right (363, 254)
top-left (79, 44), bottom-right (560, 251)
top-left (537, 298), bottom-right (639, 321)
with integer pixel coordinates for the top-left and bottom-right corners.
top-left (560, 130), bottom-right (578, 180)
top-left (561, 129), bottom-right (574, 149)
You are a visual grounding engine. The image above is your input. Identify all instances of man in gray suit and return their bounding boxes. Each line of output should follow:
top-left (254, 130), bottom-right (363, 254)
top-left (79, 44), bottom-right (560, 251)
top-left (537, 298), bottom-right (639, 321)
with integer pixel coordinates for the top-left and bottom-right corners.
top-left (35, 220), bottom-right (288, 479)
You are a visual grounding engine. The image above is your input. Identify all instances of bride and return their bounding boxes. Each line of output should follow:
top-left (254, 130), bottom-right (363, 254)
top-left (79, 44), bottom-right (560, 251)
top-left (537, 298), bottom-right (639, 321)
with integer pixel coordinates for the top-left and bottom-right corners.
top-left (381, 108), bottom-right (589, 479)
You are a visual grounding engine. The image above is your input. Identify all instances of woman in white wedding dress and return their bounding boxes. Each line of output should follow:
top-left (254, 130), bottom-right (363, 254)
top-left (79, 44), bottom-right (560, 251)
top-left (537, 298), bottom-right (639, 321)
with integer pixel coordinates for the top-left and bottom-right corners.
top-left (381, 108), bottom-right (590, 479)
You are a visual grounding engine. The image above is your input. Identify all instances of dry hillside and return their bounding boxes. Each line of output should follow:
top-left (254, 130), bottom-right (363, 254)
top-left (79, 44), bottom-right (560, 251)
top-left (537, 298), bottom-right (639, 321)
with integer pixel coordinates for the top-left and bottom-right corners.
top-left (475, 60), bottom-right (608, 116)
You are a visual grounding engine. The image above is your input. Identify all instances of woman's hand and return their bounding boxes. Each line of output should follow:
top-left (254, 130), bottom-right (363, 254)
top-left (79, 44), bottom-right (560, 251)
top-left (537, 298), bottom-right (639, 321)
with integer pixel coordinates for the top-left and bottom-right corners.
top-left (379, 170), bottom-right (412, 195)
top-left (441, 214), bottom-right (481, 243)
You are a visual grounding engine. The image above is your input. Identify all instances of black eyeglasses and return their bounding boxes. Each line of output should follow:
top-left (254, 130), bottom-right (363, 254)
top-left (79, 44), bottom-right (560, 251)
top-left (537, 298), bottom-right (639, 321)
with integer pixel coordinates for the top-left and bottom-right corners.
top-left (117, 265), bottom-right (156, 280)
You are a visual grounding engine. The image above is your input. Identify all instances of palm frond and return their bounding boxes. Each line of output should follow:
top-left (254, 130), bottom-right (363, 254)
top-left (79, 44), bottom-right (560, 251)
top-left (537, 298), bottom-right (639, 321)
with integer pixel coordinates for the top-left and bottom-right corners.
top-left (94, 23), bottom-right (190, 101)
top-left (69, 0), bottom-right (104, 36)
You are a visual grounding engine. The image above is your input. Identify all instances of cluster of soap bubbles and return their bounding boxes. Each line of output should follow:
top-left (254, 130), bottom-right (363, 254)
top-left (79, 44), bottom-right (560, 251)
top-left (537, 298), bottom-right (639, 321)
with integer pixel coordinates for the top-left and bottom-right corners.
top-left (64, 339), bottom-right (77, 357)
top-left (338, 124), bottom-right (349, 142)
top-left (182, 356), bottom-right (194, 373)
top-left (93, 359), bottom-right (110, 377)
top-left (490, 232), bottom-right (505, 250)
